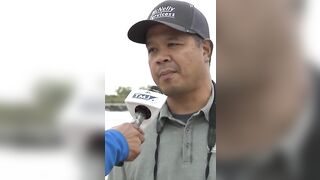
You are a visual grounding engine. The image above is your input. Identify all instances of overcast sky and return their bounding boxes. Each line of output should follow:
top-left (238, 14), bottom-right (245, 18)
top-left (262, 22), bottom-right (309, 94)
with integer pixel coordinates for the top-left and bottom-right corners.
top-left (0, 0), bottom-right (319, 98)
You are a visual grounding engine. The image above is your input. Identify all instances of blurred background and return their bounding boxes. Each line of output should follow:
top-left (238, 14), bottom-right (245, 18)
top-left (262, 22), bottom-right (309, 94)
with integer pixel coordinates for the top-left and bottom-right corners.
top-left (301, 1), bottom-right (320, 67)
top-left (216, 0), bottom-right (320, 179)
top-left (0, 0), bottom-right (105, 179)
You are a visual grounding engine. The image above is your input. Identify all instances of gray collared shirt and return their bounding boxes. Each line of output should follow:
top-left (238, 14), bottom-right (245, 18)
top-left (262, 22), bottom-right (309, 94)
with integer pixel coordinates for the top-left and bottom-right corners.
top-left (108, 84), bottom-right (215, 180)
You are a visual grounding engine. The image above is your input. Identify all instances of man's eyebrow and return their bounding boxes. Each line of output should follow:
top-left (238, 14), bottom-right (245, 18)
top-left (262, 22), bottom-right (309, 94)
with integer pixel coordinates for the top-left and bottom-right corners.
top-left (167, 36), bottom-right (180, 41)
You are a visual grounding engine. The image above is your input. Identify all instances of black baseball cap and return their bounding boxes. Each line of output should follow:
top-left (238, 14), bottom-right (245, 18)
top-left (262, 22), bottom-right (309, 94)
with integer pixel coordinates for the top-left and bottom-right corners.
top-left (128, 0), bottom-right (210, 44)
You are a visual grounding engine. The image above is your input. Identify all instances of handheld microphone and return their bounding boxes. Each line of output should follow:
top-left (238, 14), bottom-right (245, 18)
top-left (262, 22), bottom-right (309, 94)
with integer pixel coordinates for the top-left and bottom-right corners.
top-left (115, 88), bottom-right (167, 167)
top-left (125, 88), bottom-right (167, 127)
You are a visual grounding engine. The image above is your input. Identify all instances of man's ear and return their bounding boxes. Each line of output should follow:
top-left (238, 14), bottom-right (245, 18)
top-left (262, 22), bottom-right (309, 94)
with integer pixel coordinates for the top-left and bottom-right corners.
top-left (203, 39), bottom-right (213, 64)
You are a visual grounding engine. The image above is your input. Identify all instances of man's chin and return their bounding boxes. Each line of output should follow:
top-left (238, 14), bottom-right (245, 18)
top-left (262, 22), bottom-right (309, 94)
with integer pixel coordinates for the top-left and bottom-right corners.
top-left (158, 84), bottom-right (174, 96)
top-left (159, 85), bottom-right (186, 97)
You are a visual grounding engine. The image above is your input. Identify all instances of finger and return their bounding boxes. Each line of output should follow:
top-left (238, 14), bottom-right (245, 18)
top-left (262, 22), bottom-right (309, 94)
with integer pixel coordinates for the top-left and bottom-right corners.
top-left (138, 133), bottom-right (145, 143)
top-left (131, 122), bottom-right (140, 129)
top-left (136, 127), bottom-right (144, 135)
top-left (130, 123), bottom-right (144, 134)
top-left (130, 119), bottom-right (138, 125)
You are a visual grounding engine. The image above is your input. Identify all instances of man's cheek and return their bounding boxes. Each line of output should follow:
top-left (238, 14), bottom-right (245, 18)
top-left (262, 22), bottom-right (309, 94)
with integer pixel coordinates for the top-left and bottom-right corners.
top-left (151, 71), bottom-right (158, 83)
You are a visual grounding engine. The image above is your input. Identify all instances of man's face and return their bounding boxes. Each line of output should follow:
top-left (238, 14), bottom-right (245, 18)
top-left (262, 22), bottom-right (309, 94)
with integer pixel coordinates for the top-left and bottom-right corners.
top-left (146, 24), bottom-right (210, 97)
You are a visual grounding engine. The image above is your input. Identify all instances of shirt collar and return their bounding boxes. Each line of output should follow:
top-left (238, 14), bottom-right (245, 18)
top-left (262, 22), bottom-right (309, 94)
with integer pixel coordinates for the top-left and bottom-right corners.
top-left (157, 82), bottom-right (215, 132)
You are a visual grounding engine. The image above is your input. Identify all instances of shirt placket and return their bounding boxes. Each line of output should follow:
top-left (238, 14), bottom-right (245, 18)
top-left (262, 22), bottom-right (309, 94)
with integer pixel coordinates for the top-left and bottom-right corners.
top-left (183, 121), bottom-right (192, 163)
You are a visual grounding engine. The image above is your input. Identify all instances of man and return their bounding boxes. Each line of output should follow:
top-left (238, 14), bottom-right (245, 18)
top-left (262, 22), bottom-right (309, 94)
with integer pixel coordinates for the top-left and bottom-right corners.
top-left (105, 123), bottom-right (144, 175)
top-left (108, 0), bottom-right (215, 180)
top-left (217, 0), bottom-right (320, 179)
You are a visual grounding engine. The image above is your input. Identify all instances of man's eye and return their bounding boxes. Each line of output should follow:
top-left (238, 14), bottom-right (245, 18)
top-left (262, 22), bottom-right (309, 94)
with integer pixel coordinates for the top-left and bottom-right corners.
top-left (168, 43), bottom-right (180, 47)
top-left (148, 48), bottom-right (156, 53)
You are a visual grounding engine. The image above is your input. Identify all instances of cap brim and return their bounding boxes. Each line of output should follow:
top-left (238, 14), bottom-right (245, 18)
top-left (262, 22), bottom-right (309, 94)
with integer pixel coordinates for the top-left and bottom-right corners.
top-left (127, 20), bottom-right (189, 44)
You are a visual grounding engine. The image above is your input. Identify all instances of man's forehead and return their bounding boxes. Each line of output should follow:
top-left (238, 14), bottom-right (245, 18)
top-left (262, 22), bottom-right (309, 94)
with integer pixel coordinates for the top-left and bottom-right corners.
top-left (146, 36), bottom-right (181, 45)
top-left (146, 24), bottom-right (189, 44)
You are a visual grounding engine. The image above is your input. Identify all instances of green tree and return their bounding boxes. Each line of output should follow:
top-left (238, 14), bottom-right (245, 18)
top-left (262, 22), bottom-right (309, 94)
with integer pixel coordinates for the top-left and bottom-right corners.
top-left (115, 86), bottom-right (131, 97)
top-left (105, 86), bottom-right (132, 104)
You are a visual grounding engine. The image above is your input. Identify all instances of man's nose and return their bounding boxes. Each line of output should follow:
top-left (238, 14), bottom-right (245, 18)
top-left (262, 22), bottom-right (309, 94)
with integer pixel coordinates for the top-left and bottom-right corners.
top-left (155, 50), bottom-right (171, 64)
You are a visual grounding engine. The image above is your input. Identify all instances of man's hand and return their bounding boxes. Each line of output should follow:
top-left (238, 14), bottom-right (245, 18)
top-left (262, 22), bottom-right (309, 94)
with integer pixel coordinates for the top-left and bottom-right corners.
top-left (113, 123), bottom-right (145, 161)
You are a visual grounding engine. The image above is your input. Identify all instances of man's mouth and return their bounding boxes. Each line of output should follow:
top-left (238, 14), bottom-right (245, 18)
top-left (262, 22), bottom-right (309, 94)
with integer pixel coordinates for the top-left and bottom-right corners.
top-left (159, 69), bottom-right (177, 80)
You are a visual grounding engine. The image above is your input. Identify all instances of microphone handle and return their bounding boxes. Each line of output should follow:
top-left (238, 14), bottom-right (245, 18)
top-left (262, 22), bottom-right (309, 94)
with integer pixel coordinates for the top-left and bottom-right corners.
top-left (116, 112), bottom-right (146, 167)
top-left (133, 112), bottom-right (146, 127)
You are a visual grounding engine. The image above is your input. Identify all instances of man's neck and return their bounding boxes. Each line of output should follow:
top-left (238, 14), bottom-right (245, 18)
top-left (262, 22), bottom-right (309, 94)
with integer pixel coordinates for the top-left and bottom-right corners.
top-left (167, 80), bottom-right (213, 115)
top-left (218, 55), bottom-right (312, 161)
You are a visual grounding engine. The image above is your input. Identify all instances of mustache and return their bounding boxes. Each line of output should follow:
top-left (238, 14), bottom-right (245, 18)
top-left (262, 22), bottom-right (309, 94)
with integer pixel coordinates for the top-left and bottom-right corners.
top-left (157, 64), bottom-right (179, 77)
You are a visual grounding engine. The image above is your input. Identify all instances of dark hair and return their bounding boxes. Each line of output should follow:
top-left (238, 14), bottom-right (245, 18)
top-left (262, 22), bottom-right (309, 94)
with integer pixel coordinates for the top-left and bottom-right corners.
top-left (192, 35), bottom-right (212, 66)
top-left (192, 34), bottom-right (204, 47)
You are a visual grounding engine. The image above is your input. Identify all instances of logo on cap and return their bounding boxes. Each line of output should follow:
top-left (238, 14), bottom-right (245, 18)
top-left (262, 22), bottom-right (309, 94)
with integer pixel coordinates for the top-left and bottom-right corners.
top-left (150, 6), bottom-right (175, 20)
